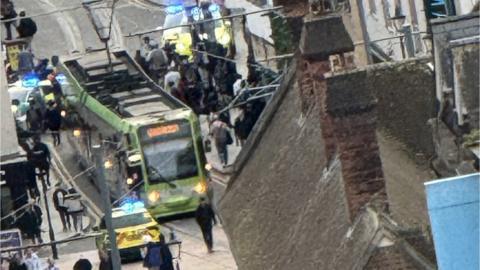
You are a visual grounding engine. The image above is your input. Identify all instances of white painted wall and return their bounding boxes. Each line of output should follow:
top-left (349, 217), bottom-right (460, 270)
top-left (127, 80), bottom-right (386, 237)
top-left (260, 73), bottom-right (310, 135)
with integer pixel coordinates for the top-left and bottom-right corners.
top-left (454, 0), bottom-right (478, 15)
top-left (0, 53), bottom-right (20, 157)
top-left (362, 0), bottom-right (427, 60)
top-left (224, 0), bottom-right (274, 43)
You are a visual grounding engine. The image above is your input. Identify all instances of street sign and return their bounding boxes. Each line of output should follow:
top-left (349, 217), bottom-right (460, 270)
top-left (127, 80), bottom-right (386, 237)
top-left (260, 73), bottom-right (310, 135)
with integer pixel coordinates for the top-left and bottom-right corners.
top-left (0, 229), bottom-right (23, 256)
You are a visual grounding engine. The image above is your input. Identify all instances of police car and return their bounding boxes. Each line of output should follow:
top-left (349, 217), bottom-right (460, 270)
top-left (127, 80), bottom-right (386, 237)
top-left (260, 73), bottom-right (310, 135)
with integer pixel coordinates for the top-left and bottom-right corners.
top-left (95, 201), bottom-right (162, 261)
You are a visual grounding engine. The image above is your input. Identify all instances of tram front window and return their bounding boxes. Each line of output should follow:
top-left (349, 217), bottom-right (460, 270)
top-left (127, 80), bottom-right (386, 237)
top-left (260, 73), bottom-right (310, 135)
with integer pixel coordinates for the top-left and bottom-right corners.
top-left (143, 138), bottom-right (198, 183)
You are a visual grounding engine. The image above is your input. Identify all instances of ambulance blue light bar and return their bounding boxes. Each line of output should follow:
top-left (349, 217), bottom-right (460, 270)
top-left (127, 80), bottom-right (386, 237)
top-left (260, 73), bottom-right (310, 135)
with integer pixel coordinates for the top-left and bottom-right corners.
top-left (166, 5), bottom-right (184, 14)
top-left (22, 73), bottom-right (40, 88)
top-left (120, 199), bottom-right (145, 214)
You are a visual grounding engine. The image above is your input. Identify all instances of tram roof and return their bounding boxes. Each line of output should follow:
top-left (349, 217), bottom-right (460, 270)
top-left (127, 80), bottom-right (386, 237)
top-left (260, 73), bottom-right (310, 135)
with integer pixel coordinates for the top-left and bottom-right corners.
top-left (63, 50), bottom-right (188, 124)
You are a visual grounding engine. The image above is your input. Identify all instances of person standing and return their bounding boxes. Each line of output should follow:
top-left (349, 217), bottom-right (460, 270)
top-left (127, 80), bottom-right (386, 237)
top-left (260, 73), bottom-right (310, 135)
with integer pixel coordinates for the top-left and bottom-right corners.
top-left (195, 197), bottom-right (217, 253)
top-left (158, 234), bottom-right (174, 270)
top-left (143, 240), bottom-right (162, 270)
top-left (146, 40), bottom-right (168, 84)
top-left (23, 249), bottom-right (41, 270)
top-left (163, 67), bottom-right (181, 93)
top-left (8, 253), bottom-right (27, 270)
top-left (31, 136), bottom-right (51, 188)
top-left (1, 0), bottom-right (17, 40)
top-left (63, 190), bottom-right (85, 233)
top-left (15, 10), bottom-right (37, 49)
top-left (43, 101), bottom-right (62, 146)
top-left (210, 117), bottom-right (232, 167)
top-left (98, 249), bottom-right (112, 270)
top-left (52, 185), bottom-right (71, 232)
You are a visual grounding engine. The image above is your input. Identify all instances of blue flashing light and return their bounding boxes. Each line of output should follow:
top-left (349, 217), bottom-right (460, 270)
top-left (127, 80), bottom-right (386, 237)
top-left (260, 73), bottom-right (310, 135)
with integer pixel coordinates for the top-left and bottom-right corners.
top-left (55, 73), bottom-right (67, 85)
top-left (208, 4), bottom-right (220, 13)
top-left (22, 73), bottom-right (40, 88)
top-left (166, 5), bottom-right (184, 14)
top-left (120, 198), bottom-right (145, 214)
top-left (191, 7), bottom-right (201, 21)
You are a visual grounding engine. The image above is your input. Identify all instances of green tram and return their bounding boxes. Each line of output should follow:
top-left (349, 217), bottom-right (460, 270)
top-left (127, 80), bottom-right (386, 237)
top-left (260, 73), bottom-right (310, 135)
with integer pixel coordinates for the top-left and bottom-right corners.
top-left (59, 50), bottom-right (208, 218)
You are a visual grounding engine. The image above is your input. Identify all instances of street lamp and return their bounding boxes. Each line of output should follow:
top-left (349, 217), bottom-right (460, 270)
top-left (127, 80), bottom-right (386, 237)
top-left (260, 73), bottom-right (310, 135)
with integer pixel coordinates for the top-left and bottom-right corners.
top-left (36, 170), bottom-right (58, 259)
top-left (83, 0), bottom-right (119, 72)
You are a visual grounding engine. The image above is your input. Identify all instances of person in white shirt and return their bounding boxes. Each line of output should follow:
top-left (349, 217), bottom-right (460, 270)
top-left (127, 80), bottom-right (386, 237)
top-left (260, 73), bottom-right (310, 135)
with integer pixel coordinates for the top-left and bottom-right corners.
top-left (24, 249), bottom-right (42, 270)
top-left (164, 67), bottom-right (181, 93)
top-left (64, 190), bottom-right (85, 233)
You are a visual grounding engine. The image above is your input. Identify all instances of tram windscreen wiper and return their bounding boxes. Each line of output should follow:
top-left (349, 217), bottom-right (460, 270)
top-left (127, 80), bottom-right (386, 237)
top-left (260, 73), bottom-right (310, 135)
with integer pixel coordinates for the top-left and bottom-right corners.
top-left (148, 165), bottom-right (177, 188)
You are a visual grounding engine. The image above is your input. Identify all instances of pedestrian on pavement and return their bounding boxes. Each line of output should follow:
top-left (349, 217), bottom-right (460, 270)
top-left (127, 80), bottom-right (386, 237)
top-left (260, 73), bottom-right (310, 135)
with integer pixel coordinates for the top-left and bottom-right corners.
top-left (31, 136), bottom-right (52, 188)
top-left (143, 240), bottom-right (162, 270)
top-left (139, 36), bottom-right (152, 72)
top-left (158, 234), bottom-right (174, 270)
top-left (16, 201), bottom-right (43, 245)
top-left (98, 249), bottom-right (112, 270)
top-left (64, 190), bottom-right (85, 233)
top-left (16, 10), bottom-right (37, 49)
top-left (195, 197), bottom-right (217, 253)
top-left (45, 258), bottom-right (59, 270)
top-left (43, 101), bottom-right (62, 146)
top-left (8, 253), bottom-right (27, 270)
top-left (26, 98), bottom-right (44, 133)
top-left (72, 257), bottom-right (92, 270)
top-left (1, 0), bottom-right (17, 40)
top-left (52, 184), bottom-right (71, 232)
top-left (233, 107), bottom-right (250, 147)
top-left (163, 66), bottom-right (181, 93)
top-left (24, 249), bottom-right (41, 270)
top-left (210, 116), bottom-right (232, 167)
top-left (146, 40), bottom-right (168, 84)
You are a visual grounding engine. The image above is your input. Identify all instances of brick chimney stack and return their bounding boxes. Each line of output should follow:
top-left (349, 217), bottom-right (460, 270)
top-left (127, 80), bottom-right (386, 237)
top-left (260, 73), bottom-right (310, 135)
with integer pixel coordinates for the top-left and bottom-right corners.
top-left (325, 70), bottom-right (387, 221)
top-left (299, 15), bottom-right (387, 222)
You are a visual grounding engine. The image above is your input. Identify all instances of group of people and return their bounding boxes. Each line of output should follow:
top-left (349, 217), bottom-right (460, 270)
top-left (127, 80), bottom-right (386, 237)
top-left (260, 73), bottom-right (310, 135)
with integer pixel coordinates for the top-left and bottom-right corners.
top-left (1, 0), bottom-right (37, 45)
top-left (5, 249), bottom-right (59, 270)
top-left (136, 36), bottom-right (269, 167)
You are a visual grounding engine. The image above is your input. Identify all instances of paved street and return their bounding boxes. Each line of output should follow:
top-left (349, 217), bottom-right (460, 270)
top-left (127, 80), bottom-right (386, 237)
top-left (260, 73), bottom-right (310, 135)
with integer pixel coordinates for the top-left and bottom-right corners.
top-left (3, 0), bottom-right (241, 268)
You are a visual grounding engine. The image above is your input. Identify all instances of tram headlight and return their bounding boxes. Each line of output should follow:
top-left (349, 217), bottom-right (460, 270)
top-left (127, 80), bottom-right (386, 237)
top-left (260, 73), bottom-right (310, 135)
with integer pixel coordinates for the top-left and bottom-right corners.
top-left (104, 160), bottom-right (113, 169)
top-left (148, 190), bottom-right (160, 203)
top-left (73, 129), bottom-right (81, 137)
top-left (126, 177), bottom-right (134, 185)
top-left (60, 110), bottom-right (66, 117)
top-left (193, 182), bottom-right (207, 194)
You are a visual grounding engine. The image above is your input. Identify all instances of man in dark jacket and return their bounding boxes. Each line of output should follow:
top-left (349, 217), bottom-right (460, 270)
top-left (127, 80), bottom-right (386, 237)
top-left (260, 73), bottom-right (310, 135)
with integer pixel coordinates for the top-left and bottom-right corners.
top-left (16, 10), bottom-right (37, 49)
top-left (195, 197), bottom-right (217, 253)
top-left (44, 101), bottom-right (62, 146)
top-left (31, 136), bottom-right (52, 187)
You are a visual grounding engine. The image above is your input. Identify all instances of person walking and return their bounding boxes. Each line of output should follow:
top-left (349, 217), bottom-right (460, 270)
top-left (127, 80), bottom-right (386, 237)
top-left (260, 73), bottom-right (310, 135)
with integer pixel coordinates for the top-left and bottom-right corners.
top-left (24, 249), bottom-right (41, 270)
top-left (63, 190), bottom-right (85, 233)
top-left (52, 184), bottom-right (71, 232)
top-left (195, 197), bottom-right (217, 253)
top-left (31, 136), bottom-right (52, 188)
top-left (210, 117), bottom-right (232, 167)
top-left (1, 0), bottom-right (17, 40)
top-left (16, 201), bottom-right (43, 244)
top-left (43, 101), bottom-right (62, 146)
top-left (158, 234), bottom-right (174, 270)
top-left (15, 10), bottom-right (37, 49)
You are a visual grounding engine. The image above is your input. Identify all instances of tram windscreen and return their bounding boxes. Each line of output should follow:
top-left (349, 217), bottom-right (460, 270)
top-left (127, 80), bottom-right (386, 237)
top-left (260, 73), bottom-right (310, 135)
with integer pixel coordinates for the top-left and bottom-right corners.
top-left (139, 121), bottom-right (198, 183)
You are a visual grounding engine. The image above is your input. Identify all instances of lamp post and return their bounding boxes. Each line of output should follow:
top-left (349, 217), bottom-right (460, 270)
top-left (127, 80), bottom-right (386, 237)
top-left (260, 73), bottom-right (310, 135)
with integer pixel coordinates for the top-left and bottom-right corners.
top-left (92, 145), bottom-right (121, 269)
top-left (36, 170), bottom-right (58, 259)
top-left (83, 0), bottom-right (119, 72)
